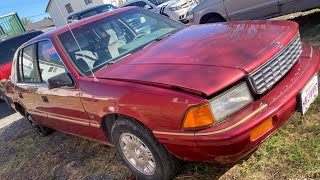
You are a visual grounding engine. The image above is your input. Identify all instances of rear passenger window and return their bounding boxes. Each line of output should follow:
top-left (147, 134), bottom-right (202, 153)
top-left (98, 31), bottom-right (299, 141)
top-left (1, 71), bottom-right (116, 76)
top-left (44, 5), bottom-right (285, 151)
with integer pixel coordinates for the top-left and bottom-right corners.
top-left (37, 41), bottom-right (66, 82)
top-left (21, 45), bottom-right (36, 82)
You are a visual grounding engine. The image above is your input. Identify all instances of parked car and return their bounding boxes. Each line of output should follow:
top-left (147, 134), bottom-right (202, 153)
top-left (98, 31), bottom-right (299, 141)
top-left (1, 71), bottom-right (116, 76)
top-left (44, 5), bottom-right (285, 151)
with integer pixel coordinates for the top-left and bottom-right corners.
top-left (0, 31), bottom-right (43, 106)
top-left (67, 4), bottom-right (150, 36)
top-left (188, 0), bottom-right (320, 24)
top-left (120, 0), bottom-right (198, 23)
top-left (67, 4), bottom-right (117, 23)
top-left (7, 7), bottom-right (320, 179)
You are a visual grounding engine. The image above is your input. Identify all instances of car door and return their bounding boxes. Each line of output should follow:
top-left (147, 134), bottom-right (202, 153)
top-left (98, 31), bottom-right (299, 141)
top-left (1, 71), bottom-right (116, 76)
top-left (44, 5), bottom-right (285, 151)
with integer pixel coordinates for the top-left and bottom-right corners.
top-left (35, 40), bottom-right (91, 135)
top-left (224, 0), bottom-right (280, 20)
top-left (15, 44), bottom-right (47, 121)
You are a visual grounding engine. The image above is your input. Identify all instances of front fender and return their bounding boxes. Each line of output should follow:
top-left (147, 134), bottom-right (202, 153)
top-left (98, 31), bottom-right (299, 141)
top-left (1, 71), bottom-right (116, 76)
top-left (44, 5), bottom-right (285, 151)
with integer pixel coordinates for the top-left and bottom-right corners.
top-left (79, 78), bottom-right (206, 131)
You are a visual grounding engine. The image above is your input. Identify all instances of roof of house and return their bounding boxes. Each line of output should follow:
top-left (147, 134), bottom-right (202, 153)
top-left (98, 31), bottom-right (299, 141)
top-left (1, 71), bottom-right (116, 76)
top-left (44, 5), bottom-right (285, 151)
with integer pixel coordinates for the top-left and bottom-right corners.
top-left (24, 18), bottom-right (55, 32)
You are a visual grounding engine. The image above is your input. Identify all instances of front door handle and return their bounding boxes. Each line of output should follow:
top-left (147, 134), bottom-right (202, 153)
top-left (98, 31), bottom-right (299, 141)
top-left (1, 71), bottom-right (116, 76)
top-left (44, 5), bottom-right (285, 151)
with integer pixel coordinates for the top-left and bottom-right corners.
top-left (41, 96), bottom-right (49, 103)
top-left (18, 93), bottom-right (23, 99)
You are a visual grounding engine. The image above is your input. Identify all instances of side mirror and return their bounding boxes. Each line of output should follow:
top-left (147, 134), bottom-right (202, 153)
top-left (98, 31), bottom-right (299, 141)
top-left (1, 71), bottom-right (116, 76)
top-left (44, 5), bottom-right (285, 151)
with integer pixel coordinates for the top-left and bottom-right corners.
top-left (144, 5), bottom-right (153, 10)
top-left (48, 73), bottom-right (73, 89)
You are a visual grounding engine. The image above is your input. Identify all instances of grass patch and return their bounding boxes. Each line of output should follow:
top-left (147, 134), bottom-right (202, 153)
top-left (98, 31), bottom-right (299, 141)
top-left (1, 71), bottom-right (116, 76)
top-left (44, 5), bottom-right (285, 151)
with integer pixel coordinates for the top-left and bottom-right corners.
top-left (0, 132), bottom-right (39, 174)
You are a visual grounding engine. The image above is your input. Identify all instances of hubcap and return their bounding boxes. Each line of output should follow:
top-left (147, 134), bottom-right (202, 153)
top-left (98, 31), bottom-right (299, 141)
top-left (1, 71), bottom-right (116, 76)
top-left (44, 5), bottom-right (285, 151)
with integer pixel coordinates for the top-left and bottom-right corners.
top-left (119, 133), bottom-right (156, 175)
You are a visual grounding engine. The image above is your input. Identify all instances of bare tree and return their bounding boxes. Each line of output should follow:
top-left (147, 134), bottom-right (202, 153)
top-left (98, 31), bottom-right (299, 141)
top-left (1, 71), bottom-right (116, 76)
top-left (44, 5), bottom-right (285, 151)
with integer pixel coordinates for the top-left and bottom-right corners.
top-left (21, 18), bottom-right (31, 26)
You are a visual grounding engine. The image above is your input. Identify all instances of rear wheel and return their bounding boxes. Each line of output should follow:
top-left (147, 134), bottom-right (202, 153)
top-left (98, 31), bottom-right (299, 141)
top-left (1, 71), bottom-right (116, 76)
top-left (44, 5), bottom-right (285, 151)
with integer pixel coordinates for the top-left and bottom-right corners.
top-left (111, 118), bottom-right (180, 179)
top-left (27, 115), bottom-right (51, 137)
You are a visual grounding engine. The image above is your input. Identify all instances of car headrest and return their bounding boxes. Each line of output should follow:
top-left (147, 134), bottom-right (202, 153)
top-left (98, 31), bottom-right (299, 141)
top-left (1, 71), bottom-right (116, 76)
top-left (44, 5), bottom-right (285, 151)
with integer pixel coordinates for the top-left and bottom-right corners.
top-left (106, 29), bottom-right (118, 45)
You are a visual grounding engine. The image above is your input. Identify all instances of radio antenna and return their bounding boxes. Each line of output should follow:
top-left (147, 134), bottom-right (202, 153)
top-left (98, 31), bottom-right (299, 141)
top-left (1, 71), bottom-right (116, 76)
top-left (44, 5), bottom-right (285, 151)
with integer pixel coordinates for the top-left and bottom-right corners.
top-left (54, 0), bottom-right (98, 82)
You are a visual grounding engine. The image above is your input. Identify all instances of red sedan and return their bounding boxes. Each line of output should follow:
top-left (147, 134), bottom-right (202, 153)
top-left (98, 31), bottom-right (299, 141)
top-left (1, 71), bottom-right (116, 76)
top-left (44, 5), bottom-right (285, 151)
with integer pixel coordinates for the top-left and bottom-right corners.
top-left (6, 7), bottom-right (319, 179)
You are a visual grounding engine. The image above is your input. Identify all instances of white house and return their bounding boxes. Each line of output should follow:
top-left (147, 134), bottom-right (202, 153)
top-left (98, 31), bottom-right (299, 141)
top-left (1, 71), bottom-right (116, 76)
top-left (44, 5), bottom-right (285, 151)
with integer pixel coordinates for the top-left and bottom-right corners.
top-left (45, 0), bottom-right (127, 27)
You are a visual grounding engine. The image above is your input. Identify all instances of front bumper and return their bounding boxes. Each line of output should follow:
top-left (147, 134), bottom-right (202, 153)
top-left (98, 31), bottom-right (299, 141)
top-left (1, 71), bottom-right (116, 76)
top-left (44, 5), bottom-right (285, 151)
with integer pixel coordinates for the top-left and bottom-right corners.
top-left (154, 44), bottom-right (320, 163)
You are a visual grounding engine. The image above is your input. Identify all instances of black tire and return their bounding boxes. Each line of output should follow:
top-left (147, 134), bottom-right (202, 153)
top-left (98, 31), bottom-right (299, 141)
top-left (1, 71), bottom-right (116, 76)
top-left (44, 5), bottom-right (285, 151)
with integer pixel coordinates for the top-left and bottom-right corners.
top-left (27, 115), bottom-right (51, 137)
top-left (205, 16), bottom-right (225, 24)
top-left (111, 117), bottom-right (180, 179)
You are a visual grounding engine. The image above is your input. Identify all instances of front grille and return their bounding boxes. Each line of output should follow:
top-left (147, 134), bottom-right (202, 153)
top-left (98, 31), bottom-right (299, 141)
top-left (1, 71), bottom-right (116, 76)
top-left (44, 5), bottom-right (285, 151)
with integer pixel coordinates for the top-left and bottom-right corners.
top-left (249, 34), bottom-right (302, 94)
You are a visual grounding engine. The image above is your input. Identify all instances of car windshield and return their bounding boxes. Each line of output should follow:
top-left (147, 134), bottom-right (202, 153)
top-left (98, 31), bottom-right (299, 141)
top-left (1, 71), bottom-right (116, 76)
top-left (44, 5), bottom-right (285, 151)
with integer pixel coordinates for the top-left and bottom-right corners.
top-left (80, 5), bottom-right (117, 19)
top-left (58, 8), bottom-right (185, 76)
top-left (148, 0), bottom-right (170, 6)
top-left (0, 32), bottom-right (42, 65)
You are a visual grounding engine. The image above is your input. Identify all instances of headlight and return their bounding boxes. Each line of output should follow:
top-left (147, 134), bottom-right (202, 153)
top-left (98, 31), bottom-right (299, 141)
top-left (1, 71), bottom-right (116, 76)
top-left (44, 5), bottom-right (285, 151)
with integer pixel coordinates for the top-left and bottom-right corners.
top-left (209, 82), bottom-right (253, 123)
top-left (182, 82), bottom-right (253, 129)
top-left (169, 6), bottom-right (183, 11)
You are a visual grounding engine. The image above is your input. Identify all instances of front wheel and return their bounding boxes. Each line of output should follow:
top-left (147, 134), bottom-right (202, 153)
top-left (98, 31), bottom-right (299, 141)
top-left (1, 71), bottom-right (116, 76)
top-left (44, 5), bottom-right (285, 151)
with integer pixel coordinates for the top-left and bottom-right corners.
top-left (111, 118), bottom-right (179, 179)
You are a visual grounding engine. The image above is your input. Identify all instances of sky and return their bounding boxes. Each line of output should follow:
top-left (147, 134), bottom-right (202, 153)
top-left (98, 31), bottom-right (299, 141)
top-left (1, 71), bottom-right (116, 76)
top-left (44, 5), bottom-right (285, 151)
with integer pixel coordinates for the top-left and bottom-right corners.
top-left (0, 0), bottom-right (50, 22)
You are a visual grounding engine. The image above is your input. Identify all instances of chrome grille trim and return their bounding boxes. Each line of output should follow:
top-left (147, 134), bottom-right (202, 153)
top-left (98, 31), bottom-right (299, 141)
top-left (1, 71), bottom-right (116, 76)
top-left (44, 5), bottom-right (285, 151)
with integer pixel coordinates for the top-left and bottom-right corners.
top-left (249, 34), bottom-right (302, 94)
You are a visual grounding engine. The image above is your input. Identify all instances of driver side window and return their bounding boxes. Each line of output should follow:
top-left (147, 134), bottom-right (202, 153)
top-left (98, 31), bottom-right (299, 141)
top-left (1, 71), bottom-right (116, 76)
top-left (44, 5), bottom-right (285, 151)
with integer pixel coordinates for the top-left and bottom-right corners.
top-left (37, 41), bottom-right (67, 82)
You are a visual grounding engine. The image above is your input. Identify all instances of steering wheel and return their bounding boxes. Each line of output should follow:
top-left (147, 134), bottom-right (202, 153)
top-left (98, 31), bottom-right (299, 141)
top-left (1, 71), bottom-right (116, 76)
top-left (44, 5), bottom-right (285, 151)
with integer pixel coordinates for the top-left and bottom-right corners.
top-left (133, 33), bottom-right (147, 40)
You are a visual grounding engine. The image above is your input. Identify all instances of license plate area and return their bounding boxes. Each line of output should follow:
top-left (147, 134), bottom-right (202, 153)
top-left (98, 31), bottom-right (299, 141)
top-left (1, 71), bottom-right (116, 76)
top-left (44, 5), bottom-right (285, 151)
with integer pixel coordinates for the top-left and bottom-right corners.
top-left (298, 74), bottom-right (319, 115)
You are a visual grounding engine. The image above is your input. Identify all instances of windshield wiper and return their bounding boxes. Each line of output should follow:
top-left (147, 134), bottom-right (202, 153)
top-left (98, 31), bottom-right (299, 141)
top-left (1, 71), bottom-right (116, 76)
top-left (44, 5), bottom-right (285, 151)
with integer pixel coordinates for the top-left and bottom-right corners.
top-left (106, 53), bottom-right (132, 65)
top-left (155, 33), bottom-right (172, 42)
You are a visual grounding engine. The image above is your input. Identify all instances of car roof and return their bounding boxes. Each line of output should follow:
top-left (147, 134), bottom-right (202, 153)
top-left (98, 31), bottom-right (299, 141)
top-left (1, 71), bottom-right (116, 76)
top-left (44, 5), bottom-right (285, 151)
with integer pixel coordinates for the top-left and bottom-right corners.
top-left (67, 4), bottom-right (117, 19)
top-left (30, 7), bottom-right (135, 42)
top-left (0, 31), bottom-right (43, 43)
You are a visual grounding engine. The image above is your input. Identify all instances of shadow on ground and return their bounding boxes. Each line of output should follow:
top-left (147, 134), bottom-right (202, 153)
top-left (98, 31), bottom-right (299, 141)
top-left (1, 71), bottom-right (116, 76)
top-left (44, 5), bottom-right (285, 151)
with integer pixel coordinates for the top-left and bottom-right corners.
top-left (0, 102), bottom-right (15, 119)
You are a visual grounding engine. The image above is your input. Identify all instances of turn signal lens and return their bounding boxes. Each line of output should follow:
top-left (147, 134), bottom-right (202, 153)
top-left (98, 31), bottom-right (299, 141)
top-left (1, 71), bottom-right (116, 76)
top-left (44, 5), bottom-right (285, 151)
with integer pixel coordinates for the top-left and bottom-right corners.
top-left (183, 103), bottom-right (214, 129)
top-left (250, 118), bottom-right (274, 141)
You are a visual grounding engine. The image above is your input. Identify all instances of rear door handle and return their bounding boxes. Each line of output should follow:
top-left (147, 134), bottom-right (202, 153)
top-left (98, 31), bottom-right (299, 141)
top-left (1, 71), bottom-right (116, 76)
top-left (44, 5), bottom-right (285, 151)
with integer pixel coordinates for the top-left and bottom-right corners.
top-left (41, 96), bottom-right (49, 103)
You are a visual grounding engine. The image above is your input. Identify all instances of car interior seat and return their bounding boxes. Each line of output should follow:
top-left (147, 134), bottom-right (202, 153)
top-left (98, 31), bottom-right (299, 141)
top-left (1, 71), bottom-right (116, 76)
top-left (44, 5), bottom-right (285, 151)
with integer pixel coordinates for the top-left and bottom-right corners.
top-left (105, 29), bottom-right (126, 58)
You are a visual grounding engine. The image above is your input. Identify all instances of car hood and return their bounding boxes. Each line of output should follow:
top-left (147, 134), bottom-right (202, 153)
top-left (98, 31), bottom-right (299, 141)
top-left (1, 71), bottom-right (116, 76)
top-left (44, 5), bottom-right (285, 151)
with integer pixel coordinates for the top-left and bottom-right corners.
top-left (94, 20), bottom-right (299, 97)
